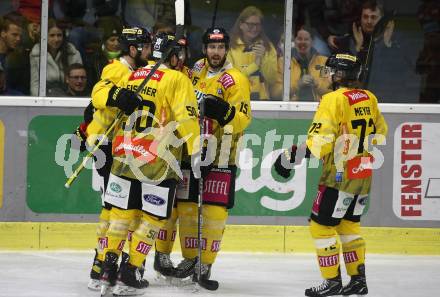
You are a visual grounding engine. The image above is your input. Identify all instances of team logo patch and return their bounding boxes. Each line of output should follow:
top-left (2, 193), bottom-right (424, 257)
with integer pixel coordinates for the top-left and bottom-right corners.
top-left (347, 156), bottom-right (373, 179)
top-left (117, 240), bottom-right (126, 251)
top-left (113, 136), bottom-right (158, 163)
top-left (129, 68), bottom-right (165, 81)
top-left (185, 237), bottom-right (207, 250)
top-left (158, 229), bottom-right (167, 241)
top-left (218, 73), bottom-right (235, 89)
top-left (343, 251), bottom-right (359, 263)
top-left (211, 240), bottom-right (221, 252)
top-left (312, 185), bottom-right (326, 215)
top-left (143, 194), bottom-right (166, 205)
top-left (344, 89), bottom-right (369, 106)
top-left (109, 182), bottom-right (122, 193)
top-left (193, 61), bottom-right (205, 73)
top-left (318, 254), bottom-right (339, 267)
top-left (98, 237), bottom-right (108, 250)
top-left (135, 241), bottom-right (152, 255)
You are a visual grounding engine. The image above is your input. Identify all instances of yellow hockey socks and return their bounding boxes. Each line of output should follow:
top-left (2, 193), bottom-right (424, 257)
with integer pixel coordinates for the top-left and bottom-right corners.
top-left (342, 237), bottom-right (366, 276)
top-left (155, 207), bottom-right (178, 254)
top-left (129, 214), bottom-right (163, 268)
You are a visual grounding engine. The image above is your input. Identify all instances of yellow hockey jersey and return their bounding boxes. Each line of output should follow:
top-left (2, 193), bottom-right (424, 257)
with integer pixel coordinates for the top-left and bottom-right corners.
top-left (86, 58), bottom-right (133, 145)
top-left (306, 87), bottom-right (388, 195)
top-left (189, 58), bottom-right (252, 166)
top-left (107, 64), bottom-right (200, 182)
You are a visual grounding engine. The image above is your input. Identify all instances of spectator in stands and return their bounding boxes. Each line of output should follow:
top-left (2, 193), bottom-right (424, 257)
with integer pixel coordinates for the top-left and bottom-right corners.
top-left (322, 0), bottom-right (364, 53)
top-left (272, 27), bottom-right (331, 101)
top-left (0, 14), bottom-right (22, 69)
top-left (351, 0), bottom-right (418, 102)
top-left (416, 0), bottom-right (440, 103)
top-left (0, 61), bottom-right (22, 95)
top-left (57, 0), bottom-right (98, 63)
top-left (62, 63), bottom-right (89, 97)
top-left (0, 13), bottom-right (31, 95)
top-left (30, 18), bottom-right (82, 96)
top-left (228, 6), bottom-right (277, 100)
top-left (85, 23), bottom-right (122, 89)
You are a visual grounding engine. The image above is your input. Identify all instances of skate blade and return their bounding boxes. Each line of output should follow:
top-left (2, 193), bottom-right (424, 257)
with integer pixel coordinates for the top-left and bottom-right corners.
top-left (169, 276), bottom-right (195, 288)
top-left (154, 272), bottom-right (175, 285)
top-left (88, 279), bottom-right (101, 291)
top-left (100, 285), bottom-right (113, 297)
top-left (112, 284), bottom-right (147, 296)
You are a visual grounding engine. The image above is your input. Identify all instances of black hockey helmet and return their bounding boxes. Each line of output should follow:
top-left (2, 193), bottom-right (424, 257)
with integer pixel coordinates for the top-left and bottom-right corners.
top-left (324, 53), bottom-right (362, 81)
top-left (119, 26), bottom-right (151, 53)
top-left (202, 27), bottom-right (230, 48)
top-left (151, 32), bottom-right (186, 60)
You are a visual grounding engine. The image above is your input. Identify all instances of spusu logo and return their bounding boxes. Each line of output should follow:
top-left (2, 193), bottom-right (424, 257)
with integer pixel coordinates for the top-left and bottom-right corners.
top-left (143, 194), bottom-right (166, 205)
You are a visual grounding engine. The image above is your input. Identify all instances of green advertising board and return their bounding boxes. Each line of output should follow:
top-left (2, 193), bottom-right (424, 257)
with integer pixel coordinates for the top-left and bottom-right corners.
top-left (27, 116), bottom-right (101, 214)
top-left (27, 116), bottom-right (320, 215)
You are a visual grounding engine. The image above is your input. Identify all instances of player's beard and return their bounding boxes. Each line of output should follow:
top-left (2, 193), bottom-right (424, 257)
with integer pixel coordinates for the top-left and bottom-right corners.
top-left (207, 54), bottom-right (226, 71)
top-left (135, 53), bottom-right (148, 68)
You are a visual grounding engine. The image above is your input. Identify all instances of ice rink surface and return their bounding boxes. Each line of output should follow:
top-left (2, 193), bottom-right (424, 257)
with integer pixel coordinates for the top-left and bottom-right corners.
top-left (1, 251), bottom-right (438, 297)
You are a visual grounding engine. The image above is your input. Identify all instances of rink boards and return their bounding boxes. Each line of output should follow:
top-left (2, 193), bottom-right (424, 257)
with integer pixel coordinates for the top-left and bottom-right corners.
top-left (1, 222), bottom-right (439, 255)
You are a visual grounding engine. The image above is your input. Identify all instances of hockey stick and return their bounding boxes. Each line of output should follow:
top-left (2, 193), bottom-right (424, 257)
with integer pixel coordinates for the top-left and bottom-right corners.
top-left (211, 0), bottom-right (220, 29)
top-left (65, 0), bottom-right (186, 189)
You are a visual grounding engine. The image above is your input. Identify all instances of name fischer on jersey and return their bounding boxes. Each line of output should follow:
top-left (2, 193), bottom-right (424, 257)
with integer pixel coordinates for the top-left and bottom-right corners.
top-left (126, 84), bottom-right (157, 97)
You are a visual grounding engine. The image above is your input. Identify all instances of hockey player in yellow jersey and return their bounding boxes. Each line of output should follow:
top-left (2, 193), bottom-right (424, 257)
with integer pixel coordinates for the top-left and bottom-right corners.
top-left (154, 27), bottom-right (251, 290)
top-left (94, 32), bottom-right (199, 296)
top-left (275, 53), bottom-right (387, 297)
top-left (71, 26), bottom-right (152, 291)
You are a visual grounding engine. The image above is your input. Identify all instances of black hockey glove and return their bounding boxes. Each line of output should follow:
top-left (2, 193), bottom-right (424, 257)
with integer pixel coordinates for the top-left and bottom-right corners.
top-left (274, 145), bottom-right (297, 178)
top-left (72, 122), bottom-right (88, 152)
top-left (83, 101), bottom-right (95, 123)
top-left (107, 86), bottom-right (142, 115)
top-left (203, 94), bottom-right (235, 126)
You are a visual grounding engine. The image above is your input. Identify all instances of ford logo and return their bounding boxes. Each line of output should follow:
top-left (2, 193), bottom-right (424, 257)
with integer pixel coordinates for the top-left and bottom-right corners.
top-left (143, 194), bottom-right (165, 205)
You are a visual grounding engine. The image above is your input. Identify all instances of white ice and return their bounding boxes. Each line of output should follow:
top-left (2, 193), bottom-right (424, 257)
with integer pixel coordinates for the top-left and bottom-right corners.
top-left (0, 252), bottom-right (438, 297)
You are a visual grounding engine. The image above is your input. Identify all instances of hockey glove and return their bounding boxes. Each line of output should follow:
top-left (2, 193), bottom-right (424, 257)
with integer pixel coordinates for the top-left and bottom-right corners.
top-left (203, 94), bottom-right (235, 126)
top-left (72, 122), bottom-right (88, 152)
top-left (274, 145), bottom-right (297, 178)
top-left (107, 86), bottom-right (142, 115)
top-left (83, 101), bottom-right (95, 123)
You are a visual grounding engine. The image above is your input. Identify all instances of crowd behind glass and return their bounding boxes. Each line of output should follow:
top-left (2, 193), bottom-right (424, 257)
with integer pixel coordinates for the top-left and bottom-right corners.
top-left (0, 0), bottom-right (437, 103)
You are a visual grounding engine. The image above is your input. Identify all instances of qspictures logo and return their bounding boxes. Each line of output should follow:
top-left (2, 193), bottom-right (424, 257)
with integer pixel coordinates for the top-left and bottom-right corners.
top-left (393, 123), bottom-right (440, 220)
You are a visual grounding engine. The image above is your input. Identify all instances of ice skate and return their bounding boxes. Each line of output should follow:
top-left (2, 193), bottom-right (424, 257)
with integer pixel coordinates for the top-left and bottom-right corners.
top-left (193, 262), bottom-right (219, 291)
top-left (174, 257), bottom-right (197, 278)
top-left (304, 275), bottom-right (342, 296)
top-left (154, 251), bottom-right (176, 277)
top-left (342, 265), bottom-right (368, 296)
top-left (100, 252), bottom-right (119, 297)
top-left (88, 249), bottom-right (102, 291)
top-left (113, 262), bottom-right (149, 296)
